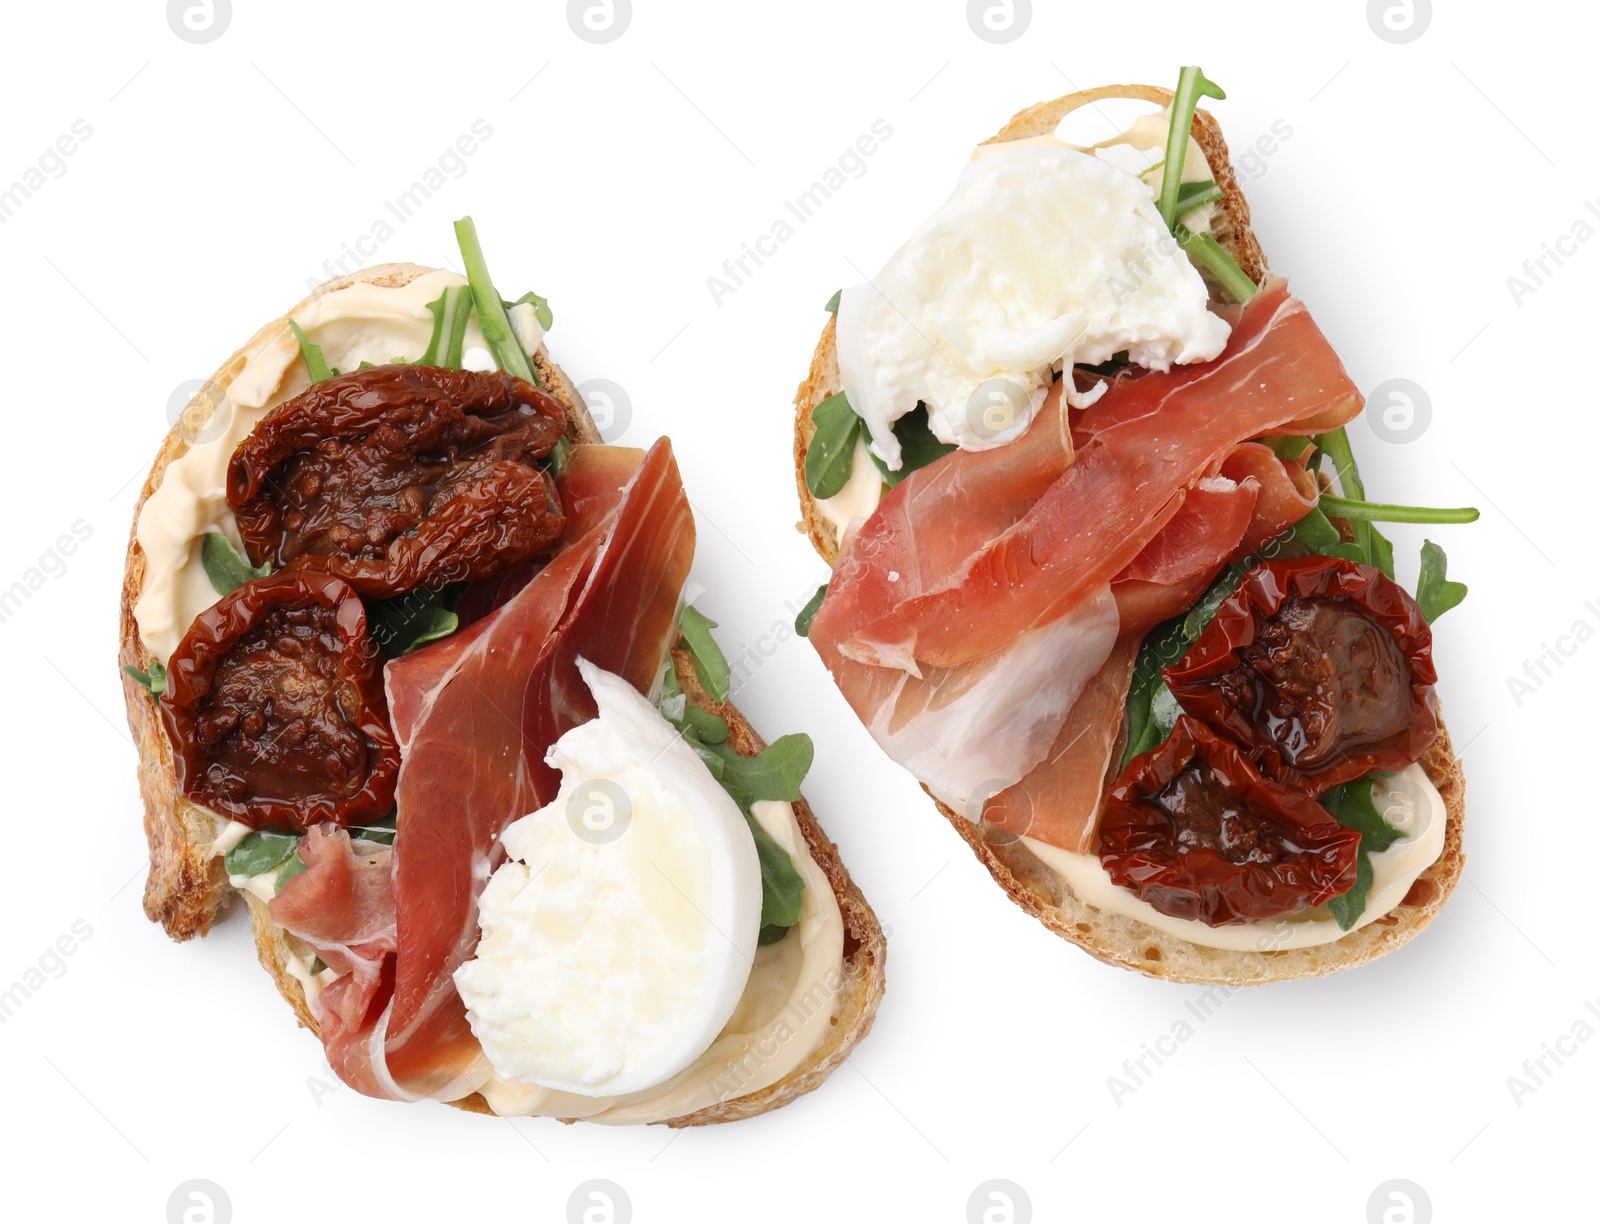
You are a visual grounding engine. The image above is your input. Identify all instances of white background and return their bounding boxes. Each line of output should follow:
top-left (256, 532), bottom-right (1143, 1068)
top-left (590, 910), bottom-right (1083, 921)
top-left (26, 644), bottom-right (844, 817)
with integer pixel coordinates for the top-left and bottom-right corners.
top-left (0, 1), bottom-right (1590, 1221)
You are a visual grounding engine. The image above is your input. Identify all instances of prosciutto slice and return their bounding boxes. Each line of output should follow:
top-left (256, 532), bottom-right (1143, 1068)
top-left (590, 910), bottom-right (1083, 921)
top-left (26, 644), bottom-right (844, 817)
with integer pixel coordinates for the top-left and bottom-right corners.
top-left (269, 825), bottom-right (397, 1032)
top-left (810, 279), bottom-right (1361, 844)
top-left (823, 279), bottom-right (1359, 672)
top-left (311, 439), bottom-right (694, 1100)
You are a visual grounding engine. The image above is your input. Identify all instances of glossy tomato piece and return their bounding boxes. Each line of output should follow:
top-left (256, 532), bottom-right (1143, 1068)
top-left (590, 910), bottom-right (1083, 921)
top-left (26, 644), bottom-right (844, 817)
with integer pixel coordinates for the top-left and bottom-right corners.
top-left (160, 571), bottom-right (399, 832)
top-left (1163, 556), bottom-right (1437, 795)
top-left (228, 365), bottom-right (567, 598)
top-left (1099, 717), bottom-right (1361, 926)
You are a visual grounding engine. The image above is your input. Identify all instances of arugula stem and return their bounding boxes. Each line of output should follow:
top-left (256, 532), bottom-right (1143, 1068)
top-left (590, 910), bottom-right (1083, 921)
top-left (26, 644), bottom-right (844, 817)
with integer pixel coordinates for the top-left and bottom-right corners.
top-left (453, 216), bottom-right (538, 385)
top-left (1175, 225), bottom-right (1257, 303)
top-left (1315, 425), bottom-right (1371, 557)
top-left (1318, 495), bottom-right (1479, 524)
top-left (1159, 66), bottom-right (1226, 230)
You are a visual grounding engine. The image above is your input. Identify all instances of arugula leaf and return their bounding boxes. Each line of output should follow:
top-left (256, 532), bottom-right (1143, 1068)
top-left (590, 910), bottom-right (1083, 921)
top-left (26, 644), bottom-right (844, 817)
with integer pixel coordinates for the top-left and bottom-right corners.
top-left (368, 589), bottom-right (460, 658)
top-left (1159, 67), bottom-right (1227, 230)
top-left (866, 404), bottom-right (958, 488)
top-left (677, 605), bottom-right (731, 702)
top-left (825, 289), bottom-right (841, 314)
top-left (288, 320), bottom-right (337, 382)
top-left (1321, 777), bottom-right (1404, 931)
top-left (122, 660), bottom-right (167, 699)
top-left (274, 849), bottom-right (309, 895)
top-left (1173, 179), bottom-right (1223, 218)
top-left (710, 734), bottom-right (814, 803)
top-left (795, 583), bottom-right (828, 637)
top-left (804, 392), bottom-right (862, 499)
top-left (1122, 619), bottom-right (1190, 768)
top-left (224, 831), bottom-right (300, 878)
top-left (747, 812), bottom-right (806, 944)
top-left (419, 284), bottom-right (475, 368)
top-left (682, 703), bottom-right (729, 744)
top-left (351, 813), bottom-right (397, 846)
top-left (1416, 539), bottom-right (1468, 622)
top-left (1123, 558), bottom-right (1252, 769)
top-left (546, 434), bottom-right (572, 478)
top-left (201, 532), bottom-right (270, 596)
top-left (453, 216), bottom-right (541, 387)
top-left (1291, 506), bottom-right (1344, 553)
top-left (504, 289), bottom-right (553, 333)
top-left (654, 666), bottom-right (810, 946)
top-left (1367, 523), bottom-right (1396, 580)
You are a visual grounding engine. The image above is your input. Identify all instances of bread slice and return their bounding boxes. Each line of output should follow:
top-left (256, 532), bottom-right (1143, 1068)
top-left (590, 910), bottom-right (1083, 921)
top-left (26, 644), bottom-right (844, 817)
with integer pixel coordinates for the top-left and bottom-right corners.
top-left (120, 263), bottom-right (885, 1121)
top-left (790, 88), bottom-right (1465, 985)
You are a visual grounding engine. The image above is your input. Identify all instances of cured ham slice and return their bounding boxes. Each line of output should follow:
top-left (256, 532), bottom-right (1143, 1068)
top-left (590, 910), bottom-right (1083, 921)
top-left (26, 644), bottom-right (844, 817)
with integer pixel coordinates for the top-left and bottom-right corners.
top-left (811, 279), bottom-right (1361, 846)
top-left (269, 825), bottom-right (397, 1031)
top-left (853, 585), bottom-right (1118, 813)
top-left (313, 440), bottom-right (694, 1100)
top-left (1220, 442), bottom-right (1319, 557)
top-left (824, 279), bottom-right (1360, 672)
top-left (980, 570), bottom-right (1219, 852)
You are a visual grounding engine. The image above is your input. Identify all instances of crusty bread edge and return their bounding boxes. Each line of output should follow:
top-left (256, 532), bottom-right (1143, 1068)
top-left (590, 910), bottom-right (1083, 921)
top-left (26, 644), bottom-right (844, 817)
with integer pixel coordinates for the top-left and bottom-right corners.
top-left (789, 88), bottom-right (1466, 984)
top-left (120, 263), bottom-right (885, 1122)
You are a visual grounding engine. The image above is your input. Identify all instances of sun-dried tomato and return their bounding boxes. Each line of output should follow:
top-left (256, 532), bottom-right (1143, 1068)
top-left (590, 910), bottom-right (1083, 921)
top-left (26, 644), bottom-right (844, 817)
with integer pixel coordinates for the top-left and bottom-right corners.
top-left (1099, 717), bottom-right (1361, 926)
top-left (161, 571), bottom-right (399, 833)
top-left (228, 365), bottom-right (568, 598)
top-left (1163, 556), bottom-right (1437, 795)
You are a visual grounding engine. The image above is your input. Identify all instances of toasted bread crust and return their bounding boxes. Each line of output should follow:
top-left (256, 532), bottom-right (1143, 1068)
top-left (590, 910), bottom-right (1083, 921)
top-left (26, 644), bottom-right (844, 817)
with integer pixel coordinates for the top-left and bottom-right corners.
top-left (123, 264), bottom-right (883, 1121)
top-left (789, 87), bottom-right (1466, 983)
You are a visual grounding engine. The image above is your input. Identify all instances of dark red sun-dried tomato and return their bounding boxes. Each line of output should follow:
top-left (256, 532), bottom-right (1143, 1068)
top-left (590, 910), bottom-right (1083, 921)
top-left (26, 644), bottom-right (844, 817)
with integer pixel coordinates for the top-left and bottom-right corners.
top-left (1163, 556), bottom-right (1438, 796)
top-left (227, 365), bottom-right (568, 598)
top-left (160, 571), bottom-right (399, 833)
top-left (1099, 717), bottom-right (1361, 926)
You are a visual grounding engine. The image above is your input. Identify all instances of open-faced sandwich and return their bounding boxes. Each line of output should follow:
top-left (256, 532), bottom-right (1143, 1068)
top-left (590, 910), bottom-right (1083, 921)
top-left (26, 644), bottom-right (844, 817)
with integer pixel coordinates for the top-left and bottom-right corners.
top-left (791, 70), bottom-right (1477, 984)
top-left (120, 219), bottom-right (884, 1124)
